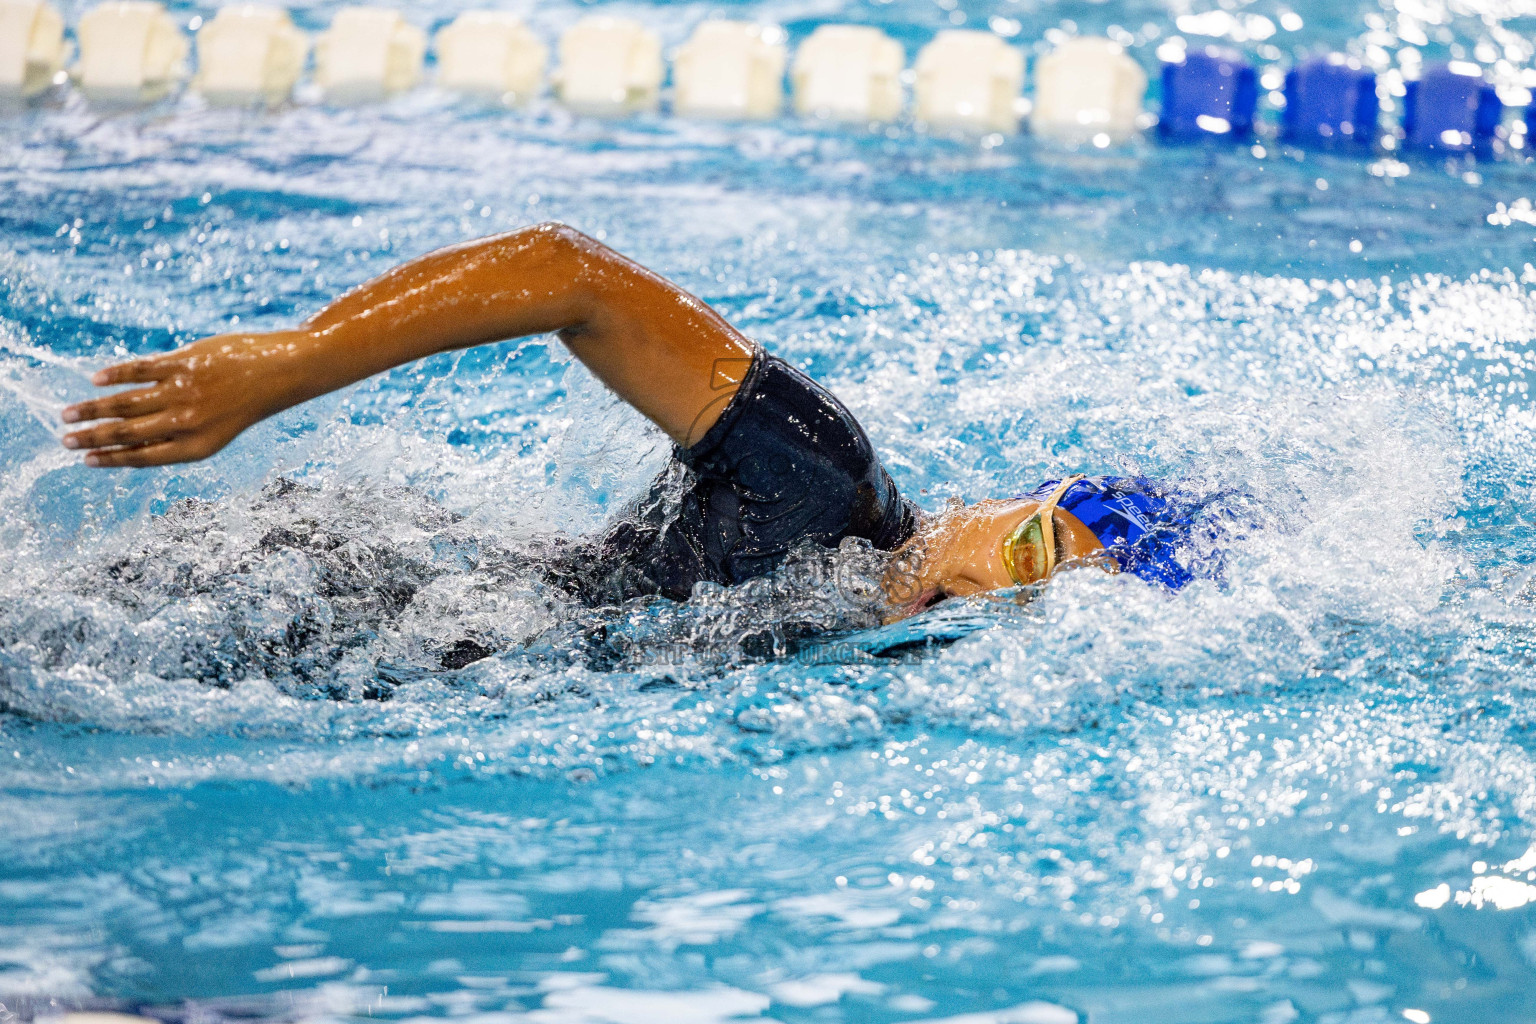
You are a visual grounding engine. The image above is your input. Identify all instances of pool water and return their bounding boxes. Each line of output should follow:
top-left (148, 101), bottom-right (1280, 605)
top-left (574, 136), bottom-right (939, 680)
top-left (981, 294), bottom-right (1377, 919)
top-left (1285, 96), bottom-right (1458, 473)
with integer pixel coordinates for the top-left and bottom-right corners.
top-left (4, 0), bottom-right (1536, 1021)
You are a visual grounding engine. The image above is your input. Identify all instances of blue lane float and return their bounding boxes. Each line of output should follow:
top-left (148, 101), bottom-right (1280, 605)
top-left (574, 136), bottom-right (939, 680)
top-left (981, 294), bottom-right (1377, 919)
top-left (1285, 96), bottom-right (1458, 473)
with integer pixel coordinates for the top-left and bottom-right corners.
top-left (1403, 61), bottom-right (1502, 157)
top-left (1157, 45), bottom-right (1257, 141)
top-left (1281, 54), bottom-right (1377, 150)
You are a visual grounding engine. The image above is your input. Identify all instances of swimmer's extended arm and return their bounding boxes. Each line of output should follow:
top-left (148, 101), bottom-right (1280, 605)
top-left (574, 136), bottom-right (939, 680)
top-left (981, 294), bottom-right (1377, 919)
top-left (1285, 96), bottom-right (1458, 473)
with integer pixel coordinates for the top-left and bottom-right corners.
top-left (61, 222), bottom-right (755, 468)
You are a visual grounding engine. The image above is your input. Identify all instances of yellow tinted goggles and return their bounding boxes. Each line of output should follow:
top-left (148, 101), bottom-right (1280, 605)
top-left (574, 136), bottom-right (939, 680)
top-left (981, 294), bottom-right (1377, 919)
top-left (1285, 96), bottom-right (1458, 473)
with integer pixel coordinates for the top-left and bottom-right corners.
top-left (999, 475), bottom-right (1085, 588)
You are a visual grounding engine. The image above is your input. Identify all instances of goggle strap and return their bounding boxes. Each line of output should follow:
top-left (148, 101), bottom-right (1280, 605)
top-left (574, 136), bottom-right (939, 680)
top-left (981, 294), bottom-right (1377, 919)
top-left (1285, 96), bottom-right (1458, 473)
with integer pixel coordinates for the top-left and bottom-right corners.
top-left (1037, 475), bottom-right (1087, 578)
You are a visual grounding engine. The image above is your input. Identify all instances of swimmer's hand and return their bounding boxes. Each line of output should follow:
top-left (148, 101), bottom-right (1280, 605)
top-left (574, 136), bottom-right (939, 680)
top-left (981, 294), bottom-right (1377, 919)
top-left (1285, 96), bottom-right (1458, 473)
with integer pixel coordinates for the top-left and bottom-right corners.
top-left (61, 330), bottom-right (314, 468)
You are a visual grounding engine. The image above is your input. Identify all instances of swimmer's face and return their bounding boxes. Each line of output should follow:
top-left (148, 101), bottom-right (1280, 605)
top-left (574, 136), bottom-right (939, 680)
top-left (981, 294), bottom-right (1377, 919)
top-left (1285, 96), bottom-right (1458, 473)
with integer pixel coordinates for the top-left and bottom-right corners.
top-left (880, 498), bottom-right (1031, 620)
top-left (880, 497), bottom-right (1108, 622)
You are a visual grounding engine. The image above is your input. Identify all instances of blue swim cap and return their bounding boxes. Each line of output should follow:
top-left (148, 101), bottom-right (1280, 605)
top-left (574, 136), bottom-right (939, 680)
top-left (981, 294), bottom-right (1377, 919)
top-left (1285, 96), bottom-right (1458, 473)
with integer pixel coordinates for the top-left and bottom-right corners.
top-left (1020, 477), bottom-right (1202, 590)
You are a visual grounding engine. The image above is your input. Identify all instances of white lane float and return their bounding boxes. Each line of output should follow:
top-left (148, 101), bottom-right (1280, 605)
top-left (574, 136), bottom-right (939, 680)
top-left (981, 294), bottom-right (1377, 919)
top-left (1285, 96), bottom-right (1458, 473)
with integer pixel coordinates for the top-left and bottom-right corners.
top-left (672, 20), bottom-right (786, 120)
top-left (75, 0), bottom-right (187, 104)
top-left (314, 5), bottom-right (425, 104)
top-left (553, 16), bottom-right (662, 115)
top-left (434, 10), bottom-right (547, 104)
top-left (790, 24), bottom-right (904, 122)
top-left (192, 4), bottom-right (308, 106)
top-left (913, 29), bottom-right (1024, 133)
top-left (0, 0), bottom-right (66, 99)
top-left (1031, 36), bottom-right (1148, 145)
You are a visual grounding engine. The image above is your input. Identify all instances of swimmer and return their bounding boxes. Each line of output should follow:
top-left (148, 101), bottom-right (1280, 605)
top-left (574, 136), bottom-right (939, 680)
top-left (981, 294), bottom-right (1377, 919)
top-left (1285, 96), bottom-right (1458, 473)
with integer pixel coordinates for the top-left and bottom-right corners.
top-left (60, 223), bottom-right (1207, 620)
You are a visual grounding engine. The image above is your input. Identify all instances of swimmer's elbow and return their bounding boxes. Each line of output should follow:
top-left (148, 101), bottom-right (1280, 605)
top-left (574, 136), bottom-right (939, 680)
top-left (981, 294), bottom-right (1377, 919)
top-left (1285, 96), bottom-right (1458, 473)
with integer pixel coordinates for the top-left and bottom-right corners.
top-left (519, 221), bottom-right (611, 305)
top-left (514, 222), bottom-right (636, 334)
top-left (525, 221), bottom-right (608, 262)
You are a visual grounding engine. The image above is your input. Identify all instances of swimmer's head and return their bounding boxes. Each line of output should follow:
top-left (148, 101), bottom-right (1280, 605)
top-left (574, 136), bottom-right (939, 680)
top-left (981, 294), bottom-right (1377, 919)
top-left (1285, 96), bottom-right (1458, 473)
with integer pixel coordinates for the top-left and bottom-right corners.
top-left (879, 495), bottom-right (1107, 621)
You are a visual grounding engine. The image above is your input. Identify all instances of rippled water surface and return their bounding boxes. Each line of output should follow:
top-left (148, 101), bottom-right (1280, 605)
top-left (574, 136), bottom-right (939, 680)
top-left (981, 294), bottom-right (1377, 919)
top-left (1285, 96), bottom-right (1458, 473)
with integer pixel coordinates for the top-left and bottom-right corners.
top-left (4, 0), bottom-right (1536, 1020)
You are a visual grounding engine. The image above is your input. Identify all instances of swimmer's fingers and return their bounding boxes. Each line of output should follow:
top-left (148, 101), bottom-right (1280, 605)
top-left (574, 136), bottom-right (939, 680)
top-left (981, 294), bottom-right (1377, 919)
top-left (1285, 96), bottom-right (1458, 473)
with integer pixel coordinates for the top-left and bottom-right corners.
top-left (81, 438), bottom-right (207, 469)
top-left (61, 385), bottom-right (169, 426)
top-left (65, 411), bottom-right (192, 455)
top-left (90, 355), bottom-right (177, 387)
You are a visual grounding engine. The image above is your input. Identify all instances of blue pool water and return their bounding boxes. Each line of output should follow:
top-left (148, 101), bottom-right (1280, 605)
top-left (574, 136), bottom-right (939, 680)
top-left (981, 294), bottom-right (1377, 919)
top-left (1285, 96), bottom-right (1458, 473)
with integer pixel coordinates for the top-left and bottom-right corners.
top-left (4, 1), bottom-right (1536, 1021)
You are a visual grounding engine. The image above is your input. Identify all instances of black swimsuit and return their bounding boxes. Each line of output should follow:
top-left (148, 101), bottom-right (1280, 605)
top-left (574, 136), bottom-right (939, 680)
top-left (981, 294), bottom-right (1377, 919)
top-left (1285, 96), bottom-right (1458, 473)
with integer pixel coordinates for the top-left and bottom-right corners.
top-left (557, 349), bottom-right (920, 605)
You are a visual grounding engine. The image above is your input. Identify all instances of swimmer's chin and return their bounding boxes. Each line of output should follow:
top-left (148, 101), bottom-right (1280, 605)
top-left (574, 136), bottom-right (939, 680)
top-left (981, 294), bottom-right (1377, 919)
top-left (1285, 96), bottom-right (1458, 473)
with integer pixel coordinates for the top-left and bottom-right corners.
top-left (881, 587), bottom-right (943, 624)
top-left (882, 577), bottom-right (1063, 623)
